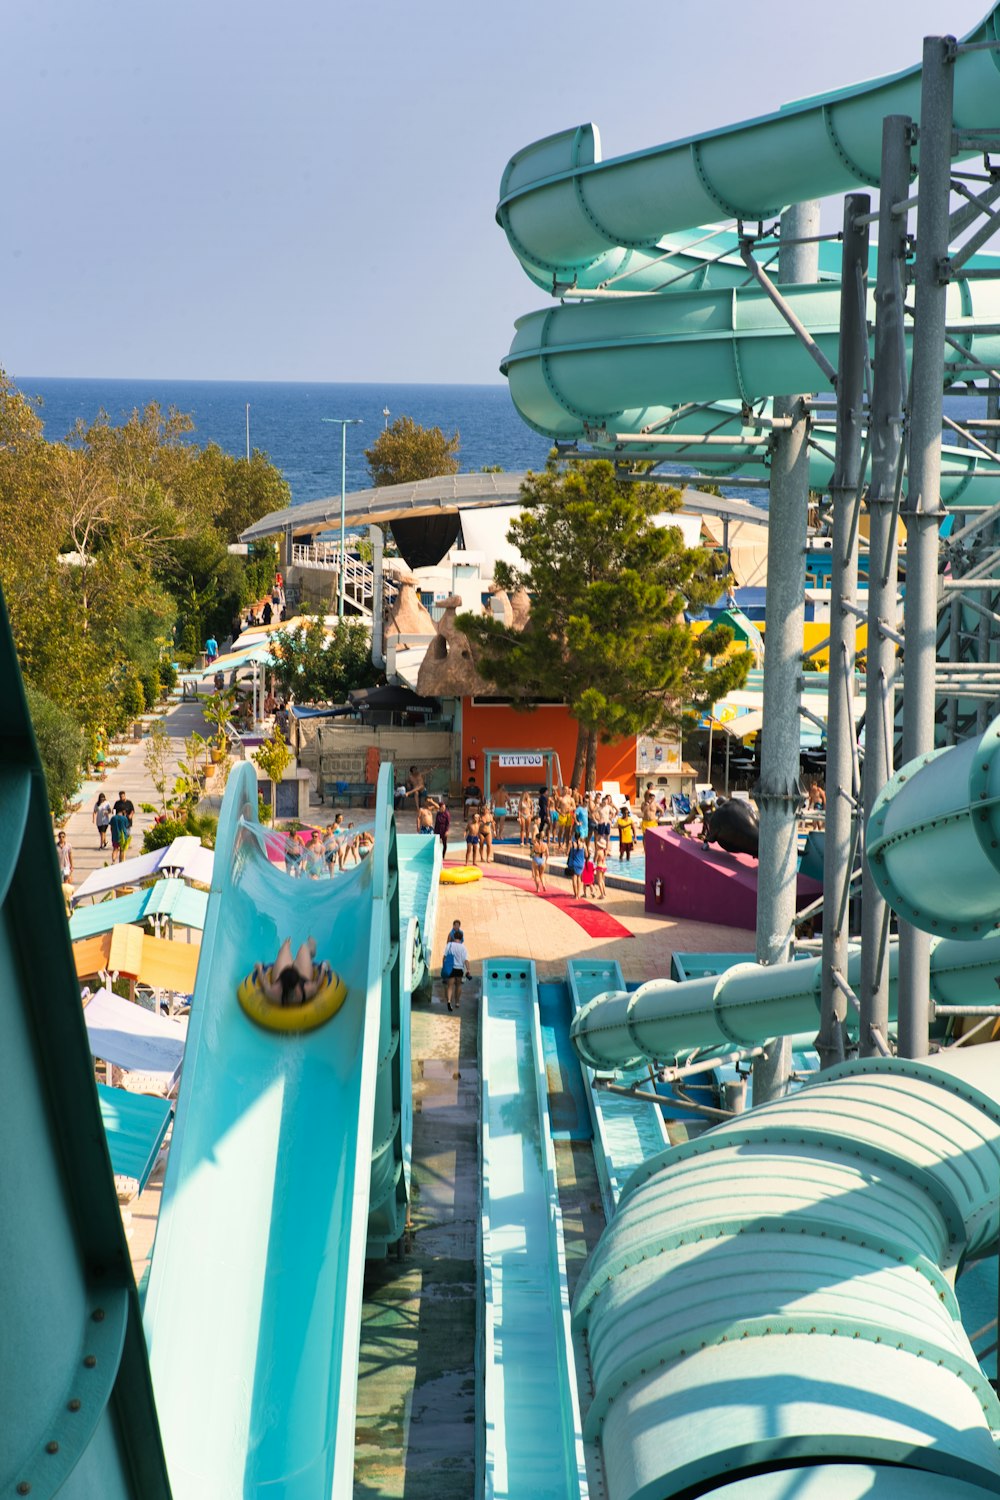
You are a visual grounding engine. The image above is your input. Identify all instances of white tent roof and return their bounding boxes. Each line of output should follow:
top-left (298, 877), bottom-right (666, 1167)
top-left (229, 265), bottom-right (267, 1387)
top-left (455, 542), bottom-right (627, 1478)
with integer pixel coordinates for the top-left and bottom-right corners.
top-left (73, 837), bottom-right (214, 903)
top-left (83, 987), bottom-right (188, 1092)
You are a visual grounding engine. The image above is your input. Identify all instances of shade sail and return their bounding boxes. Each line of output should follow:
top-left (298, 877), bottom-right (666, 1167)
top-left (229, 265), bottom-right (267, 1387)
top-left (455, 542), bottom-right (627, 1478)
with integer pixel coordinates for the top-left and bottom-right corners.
top-left (69, 879), bottom-right (207, 940)
top-left (74, 925), bottom-right (201, 992)
top-left (83, 987), bottom-right (187, 1092)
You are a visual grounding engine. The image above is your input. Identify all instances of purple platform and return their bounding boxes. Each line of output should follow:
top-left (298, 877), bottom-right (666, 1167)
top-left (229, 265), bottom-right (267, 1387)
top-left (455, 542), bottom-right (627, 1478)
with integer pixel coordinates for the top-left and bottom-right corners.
top-left (644, 827), bottom-right (822, 930)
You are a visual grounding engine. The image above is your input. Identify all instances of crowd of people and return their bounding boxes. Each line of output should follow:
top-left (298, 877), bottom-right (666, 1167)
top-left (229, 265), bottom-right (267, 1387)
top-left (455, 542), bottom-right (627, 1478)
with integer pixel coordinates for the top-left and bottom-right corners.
top-left (282, 816), bottom-right (373, 877)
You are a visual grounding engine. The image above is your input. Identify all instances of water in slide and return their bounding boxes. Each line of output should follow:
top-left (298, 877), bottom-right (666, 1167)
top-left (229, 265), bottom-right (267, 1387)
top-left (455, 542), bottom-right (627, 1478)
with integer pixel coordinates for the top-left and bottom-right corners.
top-left (143, 761), bottom-right (404, 1499)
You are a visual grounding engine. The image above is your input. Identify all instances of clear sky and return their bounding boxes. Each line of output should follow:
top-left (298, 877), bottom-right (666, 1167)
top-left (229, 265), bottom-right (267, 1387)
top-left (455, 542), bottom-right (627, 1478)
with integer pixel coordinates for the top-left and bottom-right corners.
top-left (3, 0), bottom-right (989, 384)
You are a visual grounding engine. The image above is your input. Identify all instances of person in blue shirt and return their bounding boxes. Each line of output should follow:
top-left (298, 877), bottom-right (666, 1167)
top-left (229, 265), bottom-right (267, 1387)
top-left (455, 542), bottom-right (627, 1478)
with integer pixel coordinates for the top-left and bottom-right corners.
top-left (205, 635), bottom-right (219, 664)
top-left (573, 800), bottom-right (589, 843)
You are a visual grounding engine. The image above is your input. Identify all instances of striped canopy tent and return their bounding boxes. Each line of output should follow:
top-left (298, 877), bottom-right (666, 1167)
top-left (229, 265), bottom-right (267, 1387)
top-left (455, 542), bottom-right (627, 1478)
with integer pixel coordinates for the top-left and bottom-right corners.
top-left (73, 923), bottom-right (201, 995)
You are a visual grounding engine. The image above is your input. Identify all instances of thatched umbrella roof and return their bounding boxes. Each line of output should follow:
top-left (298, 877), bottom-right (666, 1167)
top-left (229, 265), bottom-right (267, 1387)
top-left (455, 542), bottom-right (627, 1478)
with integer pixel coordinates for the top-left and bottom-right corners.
top-left (417, 595), bottom-right (492, 697)
top-left (386, 574), bottom-right (436, 636)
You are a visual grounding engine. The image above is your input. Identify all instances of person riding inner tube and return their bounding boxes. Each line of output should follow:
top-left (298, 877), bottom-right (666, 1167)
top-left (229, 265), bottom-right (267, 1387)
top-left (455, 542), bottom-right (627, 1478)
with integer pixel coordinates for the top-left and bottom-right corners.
top-left (237, 937), bottom-right (348, 1032)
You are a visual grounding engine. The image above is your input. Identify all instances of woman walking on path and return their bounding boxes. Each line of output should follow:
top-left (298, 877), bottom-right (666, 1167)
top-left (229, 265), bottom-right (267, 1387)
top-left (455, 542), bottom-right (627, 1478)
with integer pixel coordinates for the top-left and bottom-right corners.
top-left (530, 831), bottom-right (549, 894)
top-left (92, 792), bottom-right (111, 850)
top-left (441, 926), bottom-right (470, 1012)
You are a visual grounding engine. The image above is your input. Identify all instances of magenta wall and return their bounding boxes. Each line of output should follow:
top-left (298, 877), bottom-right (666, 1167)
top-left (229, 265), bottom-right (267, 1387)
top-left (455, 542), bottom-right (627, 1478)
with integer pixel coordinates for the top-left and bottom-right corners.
top-left (644, 828), bottom-right (822, 930)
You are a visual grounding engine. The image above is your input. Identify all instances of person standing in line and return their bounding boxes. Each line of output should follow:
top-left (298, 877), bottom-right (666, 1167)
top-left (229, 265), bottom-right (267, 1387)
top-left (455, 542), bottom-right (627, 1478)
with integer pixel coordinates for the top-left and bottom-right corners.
top-left (284, 830), bottom-right (305, 878)
top-left (464, 807), bottom-right (481, 867)
top-left (567, 833), bottom-right (586, 897)
top-left (617, 804), bottom-right (636, 863)
top-left (518, 790), bottom-right (533, 846)
top-left (433, 798), bottom-right (451, 858)
top-left (441, 925), bottom-right (470, 1012)
top-left (55, 830), bottom-right (74, 882)
top-left (594, 841), bottom-right (608, 899)
top-left (479, 801), bottom-right (495, 862)
top-left (493, 786), bottom-right (508, 841)
top-left (93, 791), bottom-right (111, 849)
top-left (530, 829), bottom-right (548, 894)
top-left (109, 807), bottom-right (132, 864)
top-left (417, 796), bottom-right (438, 834)
top-left (573, 796), bottom-right (589, 847)
top-left (305, 831), bottom-right (326, 879)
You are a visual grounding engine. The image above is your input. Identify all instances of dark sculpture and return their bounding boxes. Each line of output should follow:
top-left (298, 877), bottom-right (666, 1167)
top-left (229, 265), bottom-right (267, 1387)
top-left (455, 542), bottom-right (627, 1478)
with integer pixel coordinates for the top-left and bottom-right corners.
top-left (701, 796), bottom-right (760, 858)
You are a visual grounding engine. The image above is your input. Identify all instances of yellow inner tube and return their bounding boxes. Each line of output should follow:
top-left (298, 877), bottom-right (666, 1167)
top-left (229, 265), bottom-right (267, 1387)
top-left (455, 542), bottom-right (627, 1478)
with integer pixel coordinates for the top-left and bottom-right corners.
top-left (237, 966), bottom-right (348, 1033)
top-left (440, 866), bottom-right (483, 885)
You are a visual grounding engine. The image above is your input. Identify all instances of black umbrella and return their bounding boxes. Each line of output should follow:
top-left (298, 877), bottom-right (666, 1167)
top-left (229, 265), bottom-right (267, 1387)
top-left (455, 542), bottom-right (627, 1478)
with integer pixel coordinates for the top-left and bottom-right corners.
top-left (348, 685), bottom-right (440, 713)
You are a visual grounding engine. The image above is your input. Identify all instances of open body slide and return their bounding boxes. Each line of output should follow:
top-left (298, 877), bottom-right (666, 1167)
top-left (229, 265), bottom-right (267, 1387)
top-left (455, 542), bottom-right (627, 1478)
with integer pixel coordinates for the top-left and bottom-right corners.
top-left (143, 761), bottom-right (403, 1500)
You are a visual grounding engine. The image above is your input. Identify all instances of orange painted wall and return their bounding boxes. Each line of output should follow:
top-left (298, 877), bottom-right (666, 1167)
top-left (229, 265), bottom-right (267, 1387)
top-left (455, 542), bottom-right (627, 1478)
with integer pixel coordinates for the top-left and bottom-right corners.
top-left (461, 699), bottom-right (637, 795)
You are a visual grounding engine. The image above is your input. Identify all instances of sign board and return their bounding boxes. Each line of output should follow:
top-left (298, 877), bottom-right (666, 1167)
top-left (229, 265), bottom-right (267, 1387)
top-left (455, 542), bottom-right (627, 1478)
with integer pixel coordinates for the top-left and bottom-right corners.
top-left (636, 733), bottom-right (683, 776)
top-left (497, 752), bottom-right (544, 769)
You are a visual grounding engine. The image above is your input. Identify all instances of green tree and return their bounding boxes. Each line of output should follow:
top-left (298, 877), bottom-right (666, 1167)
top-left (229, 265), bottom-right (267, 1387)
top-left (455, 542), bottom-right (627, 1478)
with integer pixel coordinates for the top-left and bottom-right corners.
top-left (364, 415), bottom-right (460, 487)
top-left (269, 617), bottom-right (381, 704)
top-left (461, 460), bottom-right (751, 788)
top-left (25, 683), bottom-right (85, 814)
top-left (252, 728), bottom-right (292, 825)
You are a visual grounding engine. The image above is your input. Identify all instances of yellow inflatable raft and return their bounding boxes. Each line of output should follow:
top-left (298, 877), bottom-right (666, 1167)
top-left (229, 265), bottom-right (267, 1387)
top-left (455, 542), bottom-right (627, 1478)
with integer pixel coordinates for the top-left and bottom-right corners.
top-left (237, 965), bottom-right (348, 1033)
top-left (440, 866), bottom-right (483, 885)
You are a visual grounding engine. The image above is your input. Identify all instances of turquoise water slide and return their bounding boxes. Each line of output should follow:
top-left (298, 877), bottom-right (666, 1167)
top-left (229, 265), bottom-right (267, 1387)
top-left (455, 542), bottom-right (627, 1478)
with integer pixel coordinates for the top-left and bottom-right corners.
top-left (143, 761), bottom-right (406, 1499)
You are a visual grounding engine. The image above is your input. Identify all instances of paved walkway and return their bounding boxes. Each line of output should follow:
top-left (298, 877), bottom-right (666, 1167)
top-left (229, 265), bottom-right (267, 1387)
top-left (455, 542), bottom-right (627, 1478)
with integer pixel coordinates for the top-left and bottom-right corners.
top-left (60, 692), bottom-right (213, 892)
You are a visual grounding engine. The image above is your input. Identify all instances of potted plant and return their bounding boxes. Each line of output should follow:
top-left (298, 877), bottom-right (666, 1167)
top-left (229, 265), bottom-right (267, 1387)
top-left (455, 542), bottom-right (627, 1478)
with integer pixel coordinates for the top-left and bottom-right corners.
top-left (203, 686), bottom-right (237, 764)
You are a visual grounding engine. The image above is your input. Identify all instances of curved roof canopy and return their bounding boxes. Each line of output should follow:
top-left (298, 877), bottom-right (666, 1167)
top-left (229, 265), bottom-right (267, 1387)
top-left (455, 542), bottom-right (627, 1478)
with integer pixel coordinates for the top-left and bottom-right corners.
top-left (240, 471), bottom-right (532, 544)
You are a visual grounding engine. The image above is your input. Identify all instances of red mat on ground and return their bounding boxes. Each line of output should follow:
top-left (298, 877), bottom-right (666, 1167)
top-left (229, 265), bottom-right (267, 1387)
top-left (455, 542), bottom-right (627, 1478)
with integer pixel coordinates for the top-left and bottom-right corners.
top-left (444, 862), bottom-right (633, 939)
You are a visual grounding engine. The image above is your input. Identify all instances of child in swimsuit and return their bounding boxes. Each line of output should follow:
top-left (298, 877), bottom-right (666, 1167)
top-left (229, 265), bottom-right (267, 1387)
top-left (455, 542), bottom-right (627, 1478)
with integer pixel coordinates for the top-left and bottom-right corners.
top-left (464, 811), bottom-right (481, 866)
top-left (595, 843), bottom-right (608, 899)
top-left (480, 804), bottom-right (495, 862)
top-left (582, 849), bottom-right (596, 898)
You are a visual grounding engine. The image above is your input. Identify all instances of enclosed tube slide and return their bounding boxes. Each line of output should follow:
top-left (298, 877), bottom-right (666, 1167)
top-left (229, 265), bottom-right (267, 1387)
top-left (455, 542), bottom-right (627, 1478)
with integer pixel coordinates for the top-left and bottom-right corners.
top-left (617, 400), bottom-right (1000, 505)
top-left (143, 761), bottom-right (406, 1499)
top-left (500, 279), bottom-right (1000, 442)
top-left (497, 10), bottom-right (1000, 287)
top-left (868, 719), bottom-right (1000, 940)
top-left (570, 930), bottom-right (1000, 1069)
top-left (574, 1048), bottom-right (1000, 1500)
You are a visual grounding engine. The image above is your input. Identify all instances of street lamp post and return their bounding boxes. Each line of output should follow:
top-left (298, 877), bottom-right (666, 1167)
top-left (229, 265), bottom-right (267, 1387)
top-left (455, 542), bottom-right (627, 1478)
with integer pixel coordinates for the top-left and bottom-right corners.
top-left (322, 418), bottom-right (363, 618)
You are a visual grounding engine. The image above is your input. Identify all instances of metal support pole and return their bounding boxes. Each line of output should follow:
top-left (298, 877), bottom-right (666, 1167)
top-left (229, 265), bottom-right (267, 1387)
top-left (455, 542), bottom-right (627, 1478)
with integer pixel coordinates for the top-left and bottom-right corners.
top-left (753, 200), bottom-right (820, 1104)
top-left (339, 423), bottom-right (348, 620)
top-left (817, 194), bottom-right (869, 1070)
top-left (899, 38), bottom-right (955, 1061)
top-left (370, 524), bottom-right (385, 669)
top-left (861, 116), bottom-right (911, 1059)
top-left (976, 382), bottom-right (1000, 734)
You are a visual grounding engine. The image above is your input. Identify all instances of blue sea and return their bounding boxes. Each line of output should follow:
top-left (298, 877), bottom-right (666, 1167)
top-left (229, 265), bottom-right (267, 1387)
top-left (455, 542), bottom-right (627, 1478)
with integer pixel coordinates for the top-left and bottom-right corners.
top-left (13, 377), bottom-right (555, 506)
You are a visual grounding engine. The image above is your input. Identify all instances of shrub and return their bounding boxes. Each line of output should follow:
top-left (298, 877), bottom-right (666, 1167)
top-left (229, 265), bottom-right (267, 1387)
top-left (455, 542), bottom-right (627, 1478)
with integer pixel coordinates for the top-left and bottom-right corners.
top-left (24, 684), bottom-right (85, 814)
top-left (139, 666), bottom-right (161, 708)
top-left (159, 660), bottom-right (178, 692)
top-left (119, 670), bottom-right (146, 721)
